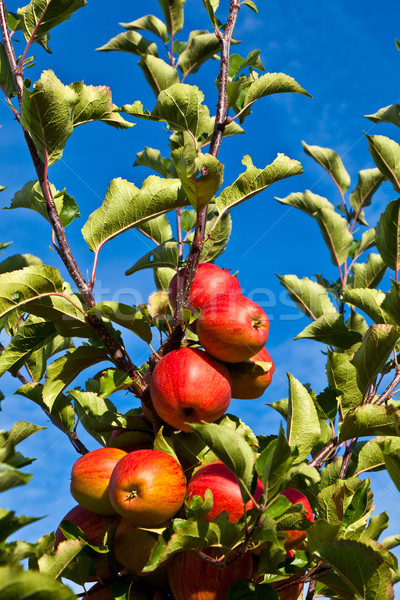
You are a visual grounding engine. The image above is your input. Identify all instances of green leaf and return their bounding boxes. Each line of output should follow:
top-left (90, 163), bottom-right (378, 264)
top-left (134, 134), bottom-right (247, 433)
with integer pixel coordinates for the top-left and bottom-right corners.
top-left (340, 405), bottom-right (400, 441)
top-left (82, 176), bottom-right (187, 253)
top-left (120, 15), bottom-right (169, 43)
top-left (15, 382), bottom-right (75, 433)
top-left (8, 180), bottom-right (80, 228)
top-left (27, 290), bottom-right (91, 338)
top-left (152, 83), bottom-right (210, 138)
top-left (357, 228), bottom-right (377, 256)
top-left (352, 437), bottom-right (400, 475)
top-left (286, 373), bottom-right (321, 462)
top-left (240, 73), bottom-right (311, 120)
top-left (38, 539), bottom-right (86, 579)
top-left (316, 540), bottom-right (394, 600)
top-left (275, 189), bottom-right (334, 215)
top-left (157, 0), bottom-right (185, 36)
top-left (349, 168), bottom-right (386, 215)
top-left (96, 30), bottom-right (158, 56)
top-left (351, 324), bottom-right (400, 393)
top-left (277, 275), bottom-right (336, 321)
top-left (0, 265), bottom-right (64, 319)
top-left (216, 154), bottom-right (303, 218)
top-left (295, 313), bottom-right (362, 349)
top-left (351, 254), bottom-right (387, 290)
top-left (134, 147), bottom-right (172, 178)
top-left (138, 55), bottom-right (180, 96)
top-left (69, 390), bottom-right (116, 445)
top-left (172, 147), bottom-right (224, 210)
top-left (69, 81), bottom-right (133, 129)
top-left (0, 509), bottom-right (41, 543)
top-left (255, 427), bottom-right (293, 498)
top-left (0, 43), bottom-right (16, 98)
top-left (125, 240), bottom-right (178, 278)
top-left (0, 566), bottom-right (76, 599)
top-left (17, 0), bottom-right (86, 51)
top-left (177, 31), bottom-right (221, 76)
top-left (0, 320), bottom-right (57, 377)
top-left (143, 518), bottom-right (222, 572)
top-left (88, 302), bottom-right (152, 343)
top-left (243, 0), bottom-right (258, 13)
top-left (228, 581), bottom-right (278, 599)
top-left (376, 198), bottom-right (400, 272)
top-left (20, 71), bottom-right (79, 164)
top-left (42, 346), bottom-right (110, 411)
top-left (189, 421), bottom-right (255, 499)
top-left (380, 438), bottom-right (400, 493)
top-left (0, 463), bottom-right (32, 492)
top-left (366, 104), bottom-right (400, 127)
top-left (307, 519), bottom-right (341, 554)
top-left (302, 141), bottom-right (350, 193)
top-left (229, 50), bottom-right (265, 80)
top-left (315, 208), bottom-right (353, 266)
top-left (343, 288), bottom-right (389, 324)
top-left (0, 254), bottom-right (43, 275)
top-left (381, 279), bottom-right (400, 325)
top-left (366, 134), bottom-right (400, 192)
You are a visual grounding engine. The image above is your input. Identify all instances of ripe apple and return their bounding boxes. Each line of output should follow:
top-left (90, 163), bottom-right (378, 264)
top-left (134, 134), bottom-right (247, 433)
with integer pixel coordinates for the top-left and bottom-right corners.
top-left (169, 263), bottom-right (241, 311)
top-left (54, 504), bottom-right (120, 582)
top-left (197, 294), bottom-right (269, 363)
top-left (229, 346), bottom-right (275, 399)
top-left (186, 461), bottom-right (263, 524)
top-left (168, 549), bottom-right (253, 600)
top-left (150, 347), bottom-right (232, 431)
top-left (280, 488), bottom-right (314, 550)
top-left (70, 447), bottom-right (127, 515)
top-left (108, 449), bottom-right (187, 526)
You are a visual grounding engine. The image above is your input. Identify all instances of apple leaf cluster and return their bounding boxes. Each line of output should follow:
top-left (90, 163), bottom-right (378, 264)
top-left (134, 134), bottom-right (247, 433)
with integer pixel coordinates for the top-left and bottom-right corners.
top-left (0, 0), bottom-right (400, 599)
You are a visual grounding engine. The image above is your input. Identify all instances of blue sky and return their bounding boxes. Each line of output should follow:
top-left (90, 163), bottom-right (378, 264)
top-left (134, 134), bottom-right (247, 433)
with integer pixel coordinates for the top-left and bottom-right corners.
top-left (2, 0), bottom-right (400, 593)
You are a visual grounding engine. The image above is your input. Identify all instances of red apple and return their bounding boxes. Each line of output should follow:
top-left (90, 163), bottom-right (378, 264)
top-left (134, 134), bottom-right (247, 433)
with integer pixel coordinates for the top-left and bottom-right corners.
top-left (54, 504), bottom-right (120, 582)
top-left (197, 294), bottom-right (269, 363)
top-left (169, 263), bottom-right (241, 311)
top-left (186, 461), bottom-right (263, 524)
top-left (229, 346), bottom-right (275, 399)
top-left (70, 447), bottom-right (127, 515)
top-left (108, 449), bottom-right (187, 526)
top-left (112, 518), bottom-right (158, 576)
top-left (280, 488), bottom-right (314, 550)
top-left (150, 347), bottom-right (232, 432)
top-left (168, 549), bottom-right (253, 600)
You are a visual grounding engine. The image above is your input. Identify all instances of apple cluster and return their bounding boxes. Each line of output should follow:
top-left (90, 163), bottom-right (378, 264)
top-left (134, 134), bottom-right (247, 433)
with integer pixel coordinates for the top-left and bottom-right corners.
top-left (150, 264), bottom-right (275, 432)
top-left (54, 264), bottom-right (312, 599)
top-left (56, 439), bottom-right (313, 599)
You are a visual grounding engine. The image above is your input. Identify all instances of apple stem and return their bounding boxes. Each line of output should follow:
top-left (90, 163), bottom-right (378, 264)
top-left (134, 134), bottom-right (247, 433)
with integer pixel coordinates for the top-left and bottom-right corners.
top-left (125, 490), bottom-right (139, 502)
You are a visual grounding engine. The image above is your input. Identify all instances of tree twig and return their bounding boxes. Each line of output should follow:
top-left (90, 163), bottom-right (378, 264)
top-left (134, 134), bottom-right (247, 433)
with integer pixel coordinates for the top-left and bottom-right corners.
top-left (172, 0), bottom-right (241, 331)
top-left (0, 1), bottom-right (144, 398)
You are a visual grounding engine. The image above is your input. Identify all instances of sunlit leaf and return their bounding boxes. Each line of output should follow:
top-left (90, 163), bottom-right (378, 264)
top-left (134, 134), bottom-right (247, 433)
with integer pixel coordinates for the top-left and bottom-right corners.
top-left (302, 142), bottom-right (350, 193)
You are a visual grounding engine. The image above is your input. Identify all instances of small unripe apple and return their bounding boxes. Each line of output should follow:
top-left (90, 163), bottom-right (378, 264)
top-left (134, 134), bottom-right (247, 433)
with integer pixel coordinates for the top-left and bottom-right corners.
top-left (197, 294), bottom-right (269, 363)
top-left (150, 347), bottom-right (232, 432)
top-left (229, 346), bottom-right (275, 399)
top-left (168, 549), bottom-right (253, 600)
top-left (70, 447), bottom-right (127, 515)
top-left (108, 449), bottom-right (187, 526)
top-left (108, 428), bottom-right (153, 453)
top-left (280, 488), bottom-right (314, 550)
top-left (112, 518), bottom-right (158, 576)
top-left (186, 461), bottom-right (263, 524)
top-left (169, 263), bottom-right (241, 311)
top-left (54, 504), bottom-right (120, 582)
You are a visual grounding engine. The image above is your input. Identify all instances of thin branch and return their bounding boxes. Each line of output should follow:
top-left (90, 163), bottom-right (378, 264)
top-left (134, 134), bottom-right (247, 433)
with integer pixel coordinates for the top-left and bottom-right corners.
top-left (0, 4), bottom-right (144, 397)
top-left (309, 437), bottom-right (338, 468)
top-left (375, 371), bottom-right (400, 406)
top-left (172, 0), bottom-right (241, 331)
top-left (339, 437), bottom-right (357, 479)
top-left (176, 207), bottom-right (184, 262)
